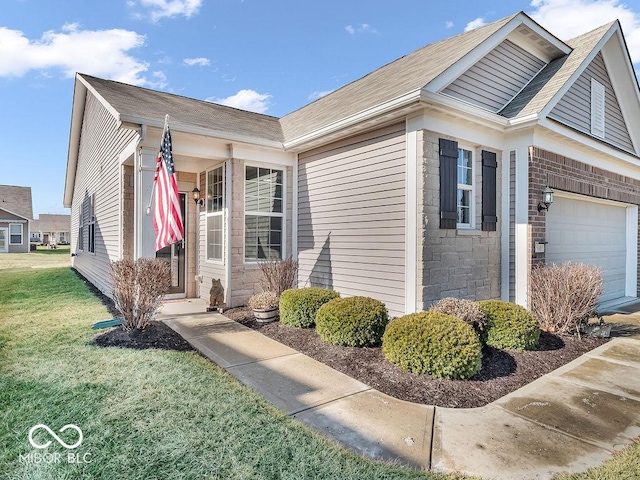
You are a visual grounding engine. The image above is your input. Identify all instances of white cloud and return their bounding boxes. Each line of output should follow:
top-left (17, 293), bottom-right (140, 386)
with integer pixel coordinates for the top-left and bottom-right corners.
top-left (464, 17), bottom-right (486, 32)
top-left (529, 0), bottom-right (640, 63)
top-left (345, 23), bottom-right (379, 35)
top-left (0, 24), bottom-right (156, 85)
top-left (207, 89), bottom-right (271, 114)
top-left (445, 21), bottom-right (454, 29)
top-left (183, 57), bottom-right (210, 67)
top-left (130, 0), bottom-right (203, 23)
top-left (308, 90), bottom-right (334, 100)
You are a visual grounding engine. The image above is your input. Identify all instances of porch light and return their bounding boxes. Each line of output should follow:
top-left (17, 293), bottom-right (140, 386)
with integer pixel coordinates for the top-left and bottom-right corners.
top-left (537, 186), bottom-right (554, 212)
top-left (192, 187), bottom-right (204, 206)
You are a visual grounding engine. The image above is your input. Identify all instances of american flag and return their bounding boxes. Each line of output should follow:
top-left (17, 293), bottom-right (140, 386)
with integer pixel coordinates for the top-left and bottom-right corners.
top-left (153, 122), bottom-right (184, 251)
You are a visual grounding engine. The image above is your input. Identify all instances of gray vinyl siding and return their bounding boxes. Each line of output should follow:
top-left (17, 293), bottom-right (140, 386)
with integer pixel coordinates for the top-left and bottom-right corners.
top-left (549, 52), bottom-right (633, 152)
top-left (70, 92), bottom-right (137, 296)
top-left (442, 40), bottom-right (546, 113)
top-left (508, 150), bottom-right (516, 302)
top-left (297, 124), bottom-right (406, 316)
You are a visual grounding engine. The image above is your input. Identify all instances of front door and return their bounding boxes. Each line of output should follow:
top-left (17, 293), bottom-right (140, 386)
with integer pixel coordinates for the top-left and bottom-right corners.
top-left (156, 193), bottom-right (186, 296)
top-left (0, 228), bottom-right (7, 253)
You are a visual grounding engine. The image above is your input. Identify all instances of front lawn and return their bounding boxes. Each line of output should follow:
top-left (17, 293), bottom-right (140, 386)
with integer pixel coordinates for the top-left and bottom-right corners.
top-left (0, 245), bottom-right (70, 270)
top-left (1, 265), bottom-right (638, 479)
top-left (0, 267), bottom-right (450, 479)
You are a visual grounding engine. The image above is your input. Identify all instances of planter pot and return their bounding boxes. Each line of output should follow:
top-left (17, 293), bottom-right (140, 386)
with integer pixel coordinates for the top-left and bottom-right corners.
top-left (252, 307), bottom-right (279, 323)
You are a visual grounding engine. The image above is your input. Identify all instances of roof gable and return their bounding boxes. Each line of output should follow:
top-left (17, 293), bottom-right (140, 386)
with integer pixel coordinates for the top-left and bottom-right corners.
top-left (549, 52), bottom-right (633, 152)
top-left (280, 13), bottom-right (520, 143)
top-left (0, 207), bottom-right (29, 222)
top-left (0, 185), bottom-right (33, 220)
top-left (440, 39), bottom-right (547, 113)
top-left (32, 214), bottom-right (70, 232)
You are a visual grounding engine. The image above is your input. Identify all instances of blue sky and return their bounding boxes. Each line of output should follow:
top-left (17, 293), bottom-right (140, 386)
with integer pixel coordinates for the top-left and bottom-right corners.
top-left (1, 0), bottom-right (640, 217)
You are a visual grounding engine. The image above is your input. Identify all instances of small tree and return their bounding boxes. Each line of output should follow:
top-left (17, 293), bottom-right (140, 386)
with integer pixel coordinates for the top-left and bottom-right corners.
top-left (110, 258), bottom-right (171, 330)
top-left (257, 257), bottom-right (298, 296)
top-left (529, 262), bottom-right (603, 335)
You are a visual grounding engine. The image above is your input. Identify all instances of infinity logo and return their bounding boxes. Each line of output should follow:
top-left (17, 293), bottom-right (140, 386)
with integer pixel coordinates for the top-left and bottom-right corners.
top-left (28, 424), bottom-right (83, 449)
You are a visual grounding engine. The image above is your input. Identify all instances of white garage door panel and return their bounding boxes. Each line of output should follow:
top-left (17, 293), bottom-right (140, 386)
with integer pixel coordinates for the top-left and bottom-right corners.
top-left (546, 196), bottom-right (627, 303)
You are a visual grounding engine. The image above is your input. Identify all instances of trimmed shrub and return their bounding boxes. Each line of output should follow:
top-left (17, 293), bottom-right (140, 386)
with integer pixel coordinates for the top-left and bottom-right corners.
top-left (382, 312), bottom-right (482, 379)
top-left (315, 296), bottom-right (388, 347)
top-left (479, 300), bottom-right (540, 351)
top-left (429, 297), bottom-right (486, 335)
top-left (279, 287), bottom-right (339, 328)
top-left (529, 262), bottom-right (603, 335)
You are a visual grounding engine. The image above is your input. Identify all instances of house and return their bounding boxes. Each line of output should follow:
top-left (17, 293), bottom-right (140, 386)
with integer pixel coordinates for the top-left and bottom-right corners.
top-left (31, 214), bottom-right (71, 245)
top-left (64, 11), bottom-right (640, 315)
top-left (0, 185), bottom-right (33, 254)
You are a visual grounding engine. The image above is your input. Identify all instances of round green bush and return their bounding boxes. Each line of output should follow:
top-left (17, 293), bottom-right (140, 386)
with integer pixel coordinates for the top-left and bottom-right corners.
top-left (279, 287), bottom-right (340, 328)
top-left (382, 312), bottom-right (482, 379)
top-left (315, 296), bottom-right (388, 347)
top-left (478, 300), bottom-right (540, 351)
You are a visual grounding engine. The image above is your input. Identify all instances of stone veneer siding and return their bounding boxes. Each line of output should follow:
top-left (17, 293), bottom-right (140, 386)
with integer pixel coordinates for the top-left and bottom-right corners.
top-left (528, 146), bottom-right (640, 295)
top-left (419, 130), bottom-right (501, 309)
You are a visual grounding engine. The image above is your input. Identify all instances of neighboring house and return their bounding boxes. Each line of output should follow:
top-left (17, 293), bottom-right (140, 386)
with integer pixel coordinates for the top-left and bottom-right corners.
top-left (64, 11), bottom-right (640, 315)
top-left (31, 214), bottom-right (71, 244)
top-left (0, 185), bottom-right (33, 254)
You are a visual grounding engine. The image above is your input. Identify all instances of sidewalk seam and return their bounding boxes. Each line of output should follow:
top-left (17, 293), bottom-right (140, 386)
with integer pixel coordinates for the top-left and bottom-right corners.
top-left (289, 388), bottom-right (373, 416)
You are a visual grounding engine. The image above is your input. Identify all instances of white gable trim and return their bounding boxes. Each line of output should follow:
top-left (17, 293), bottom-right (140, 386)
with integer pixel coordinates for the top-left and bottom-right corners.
top-left (601, 28), bottom-right (640, 155)
top-left (0, 207), bottom-right (30, 222)
top-left (538, 23), bottom-right (616, 120)
top-left (427, 13), bottom-right (570, 94)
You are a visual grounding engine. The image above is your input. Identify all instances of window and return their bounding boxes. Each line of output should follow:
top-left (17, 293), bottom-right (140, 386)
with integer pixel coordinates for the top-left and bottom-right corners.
top-left (244, 166), bottom-right (283, 261)
top-left (457, 148), bottom-right (474, 227)
top-left (88, 194), bottom-right (95, 253)
top-left (9, 224), bottom-right (23, 244)
top-left (206, 166), bottom-right (224, 261)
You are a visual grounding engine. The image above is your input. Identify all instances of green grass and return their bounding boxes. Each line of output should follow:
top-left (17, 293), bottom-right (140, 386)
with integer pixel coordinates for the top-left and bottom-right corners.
top-left (0, 266), bottom-right (456, 480)
top-left (1, 263), bottom-right (638, 479)
top-left (0, 246), bottom-right (70, 270)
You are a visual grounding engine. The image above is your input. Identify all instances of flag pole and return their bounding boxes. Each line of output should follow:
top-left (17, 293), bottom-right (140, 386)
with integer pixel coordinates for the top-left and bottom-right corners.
top-left (145, 115), bottom-right (170, 215)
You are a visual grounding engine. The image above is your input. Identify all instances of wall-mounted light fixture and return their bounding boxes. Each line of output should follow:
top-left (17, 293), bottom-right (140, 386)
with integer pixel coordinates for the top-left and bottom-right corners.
top-left (537, 186), bottom-right (554, 212)
top-left (192, 187), bottom-right (204, 206)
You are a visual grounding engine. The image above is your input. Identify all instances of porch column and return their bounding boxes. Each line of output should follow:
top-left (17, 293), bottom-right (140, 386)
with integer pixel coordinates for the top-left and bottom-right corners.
top-left (513, 146), bottom-right (529, 307)
top-left (134, 146), bottom-right (157, 259)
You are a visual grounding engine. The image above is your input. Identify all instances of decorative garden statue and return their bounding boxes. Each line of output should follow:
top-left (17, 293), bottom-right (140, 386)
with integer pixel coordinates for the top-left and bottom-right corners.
top-left (207, 278), bottom-right (225, 312)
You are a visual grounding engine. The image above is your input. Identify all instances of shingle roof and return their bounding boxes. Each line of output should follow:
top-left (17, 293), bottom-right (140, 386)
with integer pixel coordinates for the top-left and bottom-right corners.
top-left (280, 13), bottom-right (519, 141)
top-left (499, 22), bottom-right (615, 119)
top-left (32, 214), bottom-right (70, 232)
top-left (0, 185), bottom-right (33, 220)
top-left (80, 74), bottom-right (284, 144)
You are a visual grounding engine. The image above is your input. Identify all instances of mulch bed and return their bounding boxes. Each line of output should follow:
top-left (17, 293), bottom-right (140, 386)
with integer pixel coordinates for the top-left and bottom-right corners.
top-left (225, 306), bottom-right (608, 408)
top-left (93, 321), bottom-right (195, 352)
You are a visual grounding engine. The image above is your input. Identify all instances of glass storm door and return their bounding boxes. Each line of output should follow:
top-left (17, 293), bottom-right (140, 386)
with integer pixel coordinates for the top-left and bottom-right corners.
top-left (156, 193), bottom-right (186, 295)
top-left (0, 228), bottom-right (7, 253)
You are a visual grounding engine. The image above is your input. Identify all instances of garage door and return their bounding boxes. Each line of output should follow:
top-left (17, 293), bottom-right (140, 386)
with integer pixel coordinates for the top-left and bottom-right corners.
top-left (546, 195), bottom-right (627, 304)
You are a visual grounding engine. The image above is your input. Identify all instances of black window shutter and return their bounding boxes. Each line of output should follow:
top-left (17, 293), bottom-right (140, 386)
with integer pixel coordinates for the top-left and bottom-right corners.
top-left (439, 138), bottom-right (458, 229)
top-left (482, 150), bottom-right (497, 231)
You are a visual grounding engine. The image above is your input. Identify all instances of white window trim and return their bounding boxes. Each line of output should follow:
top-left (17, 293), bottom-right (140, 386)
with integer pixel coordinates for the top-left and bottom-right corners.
top-left (9, 223), bottom-right (23, 245)
top-left (205, 164), bottom-right (225, 264)
top-left (243, 162), bottom-right (287, 264)
top-left (456, 146), bottom-right (476, 229)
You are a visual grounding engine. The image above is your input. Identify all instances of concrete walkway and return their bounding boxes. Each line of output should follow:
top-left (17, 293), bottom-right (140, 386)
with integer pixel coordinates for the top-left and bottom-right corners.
top-left (160, 300), bottom-right (640, 480)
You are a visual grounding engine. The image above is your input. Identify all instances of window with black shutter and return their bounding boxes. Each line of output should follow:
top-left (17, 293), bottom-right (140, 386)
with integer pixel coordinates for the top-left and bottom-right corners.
top-left (481, 150), bottom-right (497, 231)
top-left (439, 138), bottom-right (458, 229)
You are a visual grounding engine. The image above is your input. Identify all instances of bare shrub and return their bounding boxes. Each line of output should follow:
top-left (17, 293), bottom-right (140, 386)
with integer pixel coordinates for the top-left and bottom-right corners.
top-left (529, 262), bottom-right (603, 335)
top-left (429, 297), bottom-right (486, 333)
top-left (258, 257), bottom-right (298, 296)
top-left (111, 258), bottom-right (171, 330)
